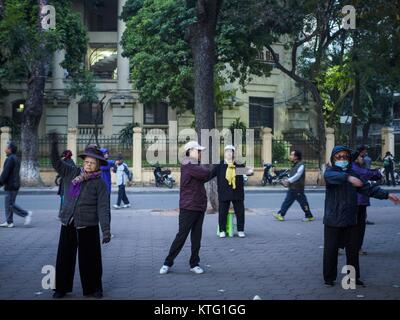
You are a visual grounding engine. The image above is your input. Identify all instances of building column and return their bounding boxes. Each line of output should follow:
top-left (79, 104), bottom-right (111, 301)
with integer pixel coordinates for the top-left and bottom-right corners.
top-left (262, 127), bottom-right (272, 164)
top-left (117, 0), bottom-right (130, 93)
top-left (381, 127), bottom-right (395, 158)
top-left (325, 127), bottom-right (335, 166)
top-left (132, 127), bottom-right (142, 182)
top-left (52, 49), bottom-right (66, 94)
top-left (67, 128), bottom-right (78, 164)
top-left (0, 127), bottom-right (11, 171)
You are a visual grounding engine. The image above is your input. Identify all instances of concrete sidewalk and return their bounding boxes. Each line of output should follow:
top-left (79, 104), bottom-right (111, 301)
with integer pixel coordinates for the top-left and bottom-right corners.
top-left (1, 185), bottom-right (400, 195)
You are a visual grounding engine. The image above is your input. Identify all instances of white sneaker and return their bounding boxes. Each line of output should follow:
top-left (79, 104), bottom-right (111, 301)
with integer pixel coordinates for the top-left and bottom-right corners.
top-left (219, 231), bottom-right (226, 238)
top-left (190, 266), bottom-right (204, 274)
top-left (0, 222), bottom-right (14, 228)
top-left (123, 204), bottom-right (131, 208)
top-left (159, 265), bottom-right (170, 275)
top-left (24, 211), bottom-right (33, 225)
top-left (113, 205), bottom-right (121, 209)
top-left (238, 231), bottom-right (246, 238)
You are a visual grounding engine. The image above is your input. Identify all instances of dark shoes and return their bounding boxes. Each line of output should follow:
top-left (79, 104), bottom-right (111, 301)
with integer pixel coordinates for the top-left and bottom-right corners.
top-left (366, 220), bottom-right (375, 225)
top-left (324, 281), bottom-right (335, 287)
top-left (52, 291), bottom-right (66, 299)
top-left (356, 279), bottom-right (366, 287)
top-left (85, 291), bottom-right (103, 299)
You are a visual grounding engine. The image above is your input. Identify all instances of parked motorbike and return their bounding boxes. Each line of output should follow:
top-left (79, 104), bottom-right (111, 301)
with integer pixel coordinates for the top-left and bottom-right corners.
top-left (153, 165), bottom-right (175, 188)
top-left (261, 162), bottom-right (290, 186)
top-left (379, 167), bottom-right (400, 185)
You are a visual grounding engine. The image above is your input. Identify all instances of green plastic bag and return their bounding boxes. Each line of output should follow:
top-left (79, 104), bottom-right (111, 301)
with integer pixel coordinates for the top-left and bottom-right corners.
top-left (217, 210), bottom-right (236, 237)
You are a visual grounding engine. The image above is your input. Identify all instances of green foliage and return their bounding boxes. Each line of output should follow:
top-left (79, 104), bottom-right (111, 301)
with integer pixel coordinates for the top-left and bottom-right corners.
top-left (228, 117), bottom-right (247, 141)
top-left (272, 140), bottom-right (287, 163)
top-left (118, 122), bottom-right (141, 147)
top-left (66, 69), bottom-right (98, 104)
top-left (0, 0), bottom-right (88, 83)
top-left (121, 0), bottom-right (275, 113)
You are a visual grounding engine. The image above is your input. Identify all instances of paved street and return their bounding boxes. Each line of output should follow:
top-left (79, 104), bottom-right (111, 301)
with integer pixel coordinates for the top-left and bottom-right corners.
top-left (0, 192), bottom-right (399, 300)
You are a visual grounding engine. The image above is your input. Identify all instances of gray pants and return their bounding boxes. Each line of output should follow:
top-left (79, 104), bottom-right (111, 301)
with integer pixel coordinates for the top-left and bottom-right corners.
top-left (4, 190), bottom-right (28, 224)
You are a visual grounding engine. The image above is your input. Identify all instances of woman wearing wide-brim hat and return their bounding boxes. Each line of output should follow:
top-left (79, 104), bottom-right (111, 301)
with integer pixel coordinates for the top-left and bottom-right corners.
top-left (50, 132), bottom-right (111, 299)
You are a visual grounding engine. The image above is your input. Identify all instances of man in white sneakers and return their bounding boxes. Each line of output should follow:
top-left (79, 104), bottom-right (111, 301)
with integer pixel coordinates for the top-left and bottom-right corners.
top-left (0, 142), bottom-right (32, 228)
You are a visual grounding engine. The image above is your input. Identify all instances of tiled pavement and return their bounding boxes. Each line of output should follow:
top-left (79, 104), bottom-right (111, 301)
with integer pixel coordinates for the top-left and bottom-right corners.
top-left (0, 206), bottom-right (400, 300)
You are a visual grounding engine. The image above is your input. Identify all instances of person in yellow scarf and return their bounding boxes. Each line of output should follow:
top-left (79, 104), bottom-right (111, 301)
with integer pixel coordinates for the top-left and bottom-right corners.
top-left (209, 145), bottom-right (253, 238)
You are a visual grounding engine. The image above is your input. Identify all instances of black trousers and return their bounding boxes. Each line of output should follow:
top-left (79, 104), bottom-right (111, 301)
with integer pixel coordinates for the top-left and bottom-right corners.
top-left (117, 185), bottom-right (130, 206)
top-left (278, 189), bottom-right (312, 217)
top-left (385, 167), bottom-right (396, 186)
top-left (55, 224), bottom-right (103, 295)
top-left (219, 200), bottom-right (245, 232)
top-left (164, 209), bottom-right (205, 268)
top-left (323, 225), bottom-right (360, 282)
top-left (356, 205), bottom-right (367, 251)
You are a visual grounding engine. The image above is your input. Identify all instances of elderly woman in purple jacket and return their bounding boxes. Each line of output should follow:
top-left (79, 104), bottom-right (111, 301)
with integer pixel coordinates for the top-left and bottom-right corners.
top-left (351, 149), bottom-right (382, 255)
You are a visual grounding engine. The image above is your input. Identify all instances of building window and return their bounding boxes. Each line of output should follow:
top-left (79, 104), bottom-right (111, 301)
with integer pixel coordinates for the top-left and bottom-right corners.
top-left (256, 48), bottom-right (279, 64)
top-left (144, 102), bottom-right (168, 125)
top-left (12, 100), bottom-right (25, 125)
top-left (249, 97), bottom-right (274, 130)
top-left (88, 44), bottom-right (118, 79)
top-left (85, 0), bottom-right (117, 32)
top-left (78, 102), bottom-right (103, 125)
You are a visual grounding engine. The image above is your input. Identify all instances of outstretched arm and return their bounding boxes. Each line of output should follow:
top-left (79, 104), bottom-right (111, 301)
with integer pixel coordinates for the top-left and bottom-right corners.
top-left (50, 132), bottom-right (80, 178)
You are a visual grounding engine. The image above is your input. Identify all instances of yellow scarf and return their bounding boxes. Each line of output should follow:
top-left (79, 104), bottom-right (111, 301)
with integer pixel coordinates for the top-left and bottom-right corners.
top-left (225, 161), bottom-right (236, 189)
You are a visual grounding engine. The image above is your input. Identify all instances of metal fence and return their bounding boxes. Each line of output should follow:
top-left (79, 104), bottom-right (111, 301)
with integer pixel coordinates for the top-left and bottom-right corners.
top-left (77, 135), bottom-right (132, 166)
top-left (272, 136), bottom-right (320, 168)
top-left (140, 134), bottom-right (263, 167)
top-left (12, 135), bottom-right (67, 168)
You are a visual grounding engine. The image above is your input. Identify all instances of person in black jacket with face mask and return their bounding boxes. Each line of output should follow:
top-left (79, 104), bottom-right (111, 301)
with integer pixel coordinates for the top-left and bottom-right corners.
top-left (0, 142), bottom-right (33, 228)
top-left (323, 146), bottom-right (400, 287)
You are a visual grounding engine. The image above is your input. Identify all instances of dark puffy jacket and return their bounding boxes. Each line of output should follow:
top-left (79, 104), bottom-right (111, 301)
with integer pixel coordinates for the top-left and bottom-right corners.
top-left (209, 161), bottom-right (245, 202)
top-left (56, 158), bottom-right (76, 196)
top-left (51, 142), bottom-right (110, 235)
top-left (179, 157), bottom-right (211, 212)
top-left (324, 146), bottom-right (389, 227)
top-left (0, 153), bottom-right (21, 191)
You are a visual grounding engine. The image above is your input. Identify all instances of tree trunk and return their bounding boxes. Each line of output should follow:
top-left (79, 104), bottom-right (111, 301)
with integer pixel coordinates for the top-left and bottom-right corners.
top-left (20, 0), bottom-right (49, 186)
top-left (189, 0), bottom-right (220, 213)
top-left (349, 73), bottom-right (360, 149)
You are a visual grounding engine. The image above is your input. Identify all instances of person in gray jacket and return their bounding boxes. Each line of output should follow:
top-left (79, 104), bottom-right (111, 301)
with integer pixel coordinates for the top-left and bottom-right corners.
top-left (273, 150), bottom-right (315, 222)
top-left (50, 132), bottom-right (111, 299)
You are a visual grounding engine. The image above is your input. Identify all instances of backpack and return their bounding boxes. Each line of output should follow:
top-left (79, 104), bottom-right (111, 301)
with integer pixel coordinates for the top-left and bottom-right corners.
top-left (384, 157), bottom-right (392, 167)
top-left (123, 164), bottom-right (133, 182)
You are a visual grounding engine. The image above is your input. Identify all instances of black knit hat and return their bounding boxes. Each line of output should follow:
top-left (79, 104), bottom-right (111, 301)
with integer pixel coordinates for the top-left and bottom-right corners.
top-left (78, 144), bottom-right (108, 166)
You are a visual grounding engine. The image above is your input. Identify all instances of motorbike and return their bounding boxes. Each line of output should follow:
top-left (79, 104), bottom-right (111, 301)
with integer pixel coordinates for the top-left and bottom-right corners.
top-left (153, 165), bottom-right (175, 188)
top-left (261, 162), bottom-right (290, 186)
top-left (379, 167), bottom-right (400, 185)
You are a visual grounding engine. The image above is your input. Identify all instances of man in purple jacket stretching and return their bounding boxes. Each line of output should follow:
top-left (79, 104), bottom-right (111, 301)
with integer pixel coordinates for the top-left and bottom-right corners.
top-left (160, 141), bottom-right (211, 275)
top-left (351, 148), bottom-right (382, 255)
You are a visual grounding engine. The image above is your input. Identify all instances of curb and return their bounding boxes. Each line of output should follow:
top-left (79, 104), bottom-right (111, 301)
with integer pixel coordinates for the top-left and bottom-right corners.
top-left (2, 187), bottom-right (400, 196)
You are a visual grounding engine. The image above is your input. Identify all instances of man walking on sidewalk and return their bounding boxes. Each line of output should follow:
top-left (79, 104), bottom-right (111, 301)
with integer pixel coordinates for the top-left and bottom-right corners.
top-left (273, 150), bottom-right (315, 222)
top-left (0, 142), bottom-right (32, 228)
